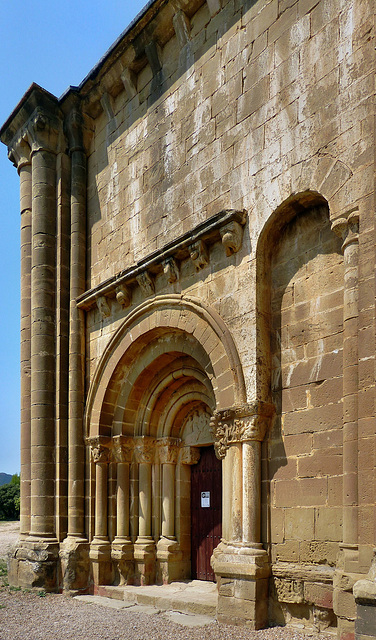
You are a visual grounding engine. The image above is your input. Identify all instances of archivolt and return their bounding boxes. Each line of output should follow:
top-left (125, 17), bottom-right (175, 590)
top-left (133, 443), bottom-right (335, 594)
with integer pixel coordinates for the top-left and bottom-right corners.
top-left (85, 294), bottom-right (246, 437)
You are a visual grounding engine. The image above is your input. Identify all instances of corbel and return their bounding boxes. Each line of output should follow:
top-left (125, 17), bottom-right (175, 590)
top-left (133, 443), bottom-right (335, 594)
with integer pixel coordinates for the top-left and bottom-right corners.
top-left (172, 10), bottom-right (191, 48)
top-left (163, 257), bottom-right (179, 283)
top-left (96, 295), bottom-right (111, 318)
top-left (206, 0), bottom-right (222, 17)
top-left (136, 271), bottom-right (155, 297)
top-left (189, 240), bottom-right (209, 271)
top-left (145, 41), bottom-right (162, 76)
top-left (116, 284), bottom-right (132, 308)
top-left (121, 67), bottom-right (138, 101)
top-left (220, 220), bottom-right (245, 256)
top-left (100, 91), bottom-right (117, 133)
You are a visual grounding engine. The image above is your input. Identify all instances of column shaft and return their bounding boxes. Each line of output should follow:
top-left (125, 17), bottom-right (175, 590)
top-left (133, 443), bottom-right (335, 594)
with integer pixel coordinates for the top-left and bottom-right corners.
top-left (116, 462), bottom-right (130, 538)
top-left (138, 463), bottom-right (152, 538)
top-left (162, 463), bottom-right (175, 538)
top-left (30, 148), bottom-right (57, 538)
top-left (20, 163), bottom-right (32, 537)
top-left (95, 462), bottom-right (108, 539)
top-left (242, 440), bottom-right (261, 544)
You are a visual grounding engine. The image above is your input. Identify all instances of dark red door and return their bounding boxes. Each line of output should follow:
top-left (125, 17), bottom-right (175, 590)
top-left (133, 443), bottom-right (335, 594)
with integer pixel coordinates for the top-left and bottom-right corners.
top-left (191, 446), bottom-right (222, 581)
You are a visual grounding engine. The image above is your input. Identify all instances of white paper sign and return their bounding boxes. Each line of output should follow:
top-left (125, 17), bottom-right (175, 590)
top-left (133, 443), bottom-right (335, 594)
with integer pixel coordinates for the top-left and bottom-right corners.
top-left (201, 491), bottom-right (210, 508)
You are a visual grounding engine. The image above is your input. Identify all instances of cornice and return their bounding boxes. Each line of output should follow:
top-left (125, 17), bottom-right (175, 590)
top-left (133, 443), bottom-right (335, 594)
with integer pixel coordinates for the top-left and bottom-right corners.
top-left (77, 208), bottom-right (247, 312)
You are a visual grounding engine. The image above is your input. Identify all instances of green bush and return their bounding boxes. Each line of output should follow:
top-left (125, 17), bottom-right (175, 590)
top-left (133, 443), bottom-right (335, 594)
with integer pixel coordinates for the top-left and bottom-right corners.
top-left (0, 476), bottom-right (20, 520)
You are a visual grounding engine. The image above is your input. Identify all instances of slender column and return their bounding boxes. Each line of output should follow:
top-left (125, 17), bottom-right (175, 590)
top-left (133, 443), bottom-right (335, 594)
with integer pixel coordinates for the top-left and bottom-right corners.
top-left (9, 138), bottom-right (32, 538)
top-left (88, 438), bottom-right (111, 541)
top-left (27, 109), bottom-right (61, 539)
top-left (139, 463), bottom-right (152, 538)
top-left (158, 438), bottom-right (180, 540)
top-left (332, 212), bottom-right (360, 550)
top-left (134, 437), bottom-right (156, 585)
top-left (66, 108), bottom-right (87, 539)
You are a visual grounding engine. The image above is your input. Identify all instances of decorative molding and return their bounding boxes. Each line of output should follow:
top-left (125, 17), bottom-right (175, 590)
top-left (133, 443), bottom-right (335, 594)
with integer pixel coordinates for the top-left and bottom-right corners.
top-left (210, 402), bottom-right (275, 459)
top-left (87, 436), bottom-right (111, 464)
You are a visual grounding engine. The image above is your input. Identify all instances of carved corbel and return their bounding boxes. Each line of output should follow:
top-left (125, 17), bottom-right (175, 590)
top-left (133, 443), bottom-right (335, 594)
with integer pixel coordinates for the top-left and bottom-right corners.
top-left (172, 10), bottom-right (191, 48)
top-left (87, 436), bottom-right (111, 464)
top-left (121, 68), bottom-right (138, 101)
top-left (116, 284), bottom-right (131, 308)
top-left (96, 295), bottom-right (111, 318)
top-left (136, 271), bottom-right (155, 297)
top-left (189, 240), bottom-right (209, 271)
top-left (179, 446), bottom-right (201, 466)
top-left (210, 402), bottom-right (275, 459)
top-left (331, 209), bottom-right (359, 252)
top-left (157, 437), bottom-right (180, 465)
top-left (100, 92), bottom-right (117, 132)
top-left (112, 435), bottom-right (135, 464)
top-left (145, 41), bottom-right (162, 76)
top-left (134, 436), bottom-right (155, 464)
top-left (163, 257), bottom-right (179, 283)
top-left (220, 220), bottom-right (244, 256)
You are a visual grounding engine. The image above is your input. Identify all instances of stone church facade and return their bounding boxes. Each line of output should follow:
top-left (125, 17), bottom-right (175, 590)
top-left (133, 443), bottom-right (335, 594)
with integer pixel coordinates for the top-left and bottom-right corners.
top-left (1, 0), bottom-right (375, 637)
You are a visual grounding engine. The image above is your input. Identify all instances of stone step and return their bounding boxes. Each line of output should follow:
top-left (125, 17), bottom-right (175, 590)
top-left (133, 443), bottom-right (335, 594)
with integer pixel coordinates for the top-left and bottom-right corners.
top-left (97, 580), bottom-right (218, 617)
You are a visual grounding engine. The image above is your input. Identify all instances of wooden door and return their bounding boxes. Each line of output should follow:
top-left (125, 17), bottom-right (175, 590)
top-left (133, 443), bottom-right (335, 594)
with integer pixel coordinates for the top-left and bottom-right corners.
top-left (191, 446), bottom-right (222, 581)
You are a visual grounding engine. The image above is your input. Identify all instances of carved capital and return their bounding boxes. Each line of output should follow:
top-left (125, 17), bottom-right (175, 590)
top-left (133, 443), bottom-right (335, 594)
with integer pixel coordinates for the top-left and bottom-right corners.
top-left (134, 436), bottom-right (155, 464)
top-left (116, 284), bottom-right (131, 308)
top-left (157, 437), bottom-right (180, 464)
top-left (112, 435), bottom-right (135, 463)
top-left (8, 135), bottom-right (31, 171)
top-left (163, 258), bottom-right (179, 283)
top-left (220, 220), bottom-right (244, 256)
top-left (65, 108), bottom-right (84, 154)
top-left (189, 240), bottom-right (208, 271)
top-left (87, 436), bottom-right (111, 464)
top-left (26, 107), bottom-right (62, 155)
top-left (210, 402), bottom-right (275, 459)
top-left (179, 446), bottom-right (201, 465)
top-left (97, 295), bottom-right (111, 318)
top-left (136, 271), bottom-right (155, 297)
top-left (331, 209), bottom-right (359, 252)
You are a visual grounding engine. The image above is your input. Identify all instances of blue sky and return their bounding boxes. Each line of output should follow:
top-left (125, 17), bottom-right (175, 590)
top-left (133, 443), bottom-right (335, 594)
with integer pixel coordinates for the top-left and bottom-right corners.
top-left (0, 0), bottom-right (148, 474)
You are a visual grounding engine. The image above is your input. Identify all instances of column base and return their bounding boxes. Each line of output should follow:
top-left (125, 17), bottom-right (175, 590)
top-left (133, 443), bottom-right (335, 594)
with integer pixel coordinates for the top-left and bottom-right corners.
top-left (212, 541), bottom-right (270, 628)
top-left (156, 536), bottom-right (183, 584)
top-left (89, 537), bottom-right (113, 589)
top-left (59, 537), bottom-right (90, 594)
top-left (111, 537), bottom-right (134, 585)
top-left (8, 536), bottom-right (59, 592)
top-left (334, 544), bottom-right (361, 640)
top-left (353, 549), bottom-right (376, 640)
top-left (134, 537), bottom-right (156, 585)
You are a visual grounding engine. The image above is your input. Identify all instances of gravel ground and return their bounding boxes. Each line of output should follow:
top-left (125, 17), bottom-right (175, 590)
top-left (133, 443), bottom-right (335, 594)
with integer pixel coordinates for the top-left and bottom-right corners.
top-left (0, 522), bottom-right (334, 640)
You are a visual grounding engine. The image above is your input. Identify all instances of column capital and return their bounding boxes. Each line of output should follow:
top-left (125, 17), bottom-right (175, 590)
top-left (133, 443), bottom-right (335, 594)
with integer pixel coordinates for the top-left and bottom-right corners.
top-left (210, 402), bottom-right (275, 459)
top-left (157, 437), bottom-right (180, 464)
top-left (87, 436), bottom-right (111, 464)
top-left (134, 436), bottom-right (155, 464)
top-left (8, 135), bottom-right (31, 172)
top-left (25, 106), bottom-right (63, 156)
top-left (331, 208), bottom-right (359, 252)
top-left (112, 435), bottom-right (134, 463)
top-left (179, 446), bottom-right (201, 465)
top-left (64, 107), bottom-right (85, 155)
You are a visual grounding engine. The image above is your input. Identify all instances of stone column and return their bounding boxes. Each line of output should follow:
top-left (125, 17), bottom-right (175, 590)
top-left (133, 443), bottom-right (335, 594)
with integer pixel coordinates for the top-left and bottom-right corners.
top-left (134, 437), bottom-right (156, 585)
top-left (8, 137), bottom-right (32, 539)
top-left (332, 211), bottom-right (360, 636)
top-left (211, 402), bottom-right (274, 629)
top-left (59, 105), bottom-right (90, 593)
top-left (27, 108), bottom-right (61, 540)
top-left (111, 436), bottom-right (135, 585)
top-left (88, 437), bottom-right (113, 588)
top-left (156, 438), bottom-right (182, 583)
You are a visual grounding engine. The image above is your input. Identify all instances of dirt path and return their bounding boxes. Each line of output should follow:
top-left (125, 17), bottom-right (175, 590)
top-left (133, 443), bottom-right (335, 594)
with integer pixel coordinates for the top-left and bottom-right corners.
top-left (0, 521), bottom-right (19, 560)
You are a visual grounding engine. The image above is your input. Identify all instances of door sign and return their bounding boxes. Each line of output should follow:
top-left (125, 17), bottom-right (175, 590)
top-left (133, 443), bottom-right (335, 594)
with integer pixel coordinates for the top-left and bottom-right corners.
top-left (201, 491), bottom-right (210, 508)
